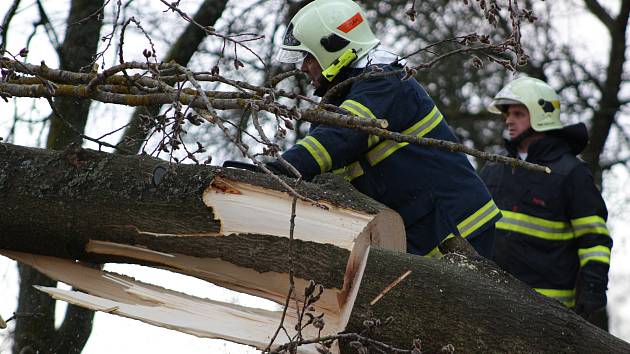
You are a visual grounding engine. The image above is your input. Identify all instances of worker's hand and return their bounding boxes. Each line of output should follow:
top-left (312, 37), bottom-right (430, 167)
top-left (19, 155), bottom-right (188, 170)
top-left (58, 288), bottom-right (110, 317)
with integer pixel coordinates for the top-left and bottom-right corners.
top-left (222, 160), bottom-right (262, 172)
top-left (264, 159), bottom-right (299, 178)
top-left (575, 282), bottom-right (607, 320)
top-left (575, 263), bottom-right (608, 322)
top-left (222, 159), bottom-right (297, 178)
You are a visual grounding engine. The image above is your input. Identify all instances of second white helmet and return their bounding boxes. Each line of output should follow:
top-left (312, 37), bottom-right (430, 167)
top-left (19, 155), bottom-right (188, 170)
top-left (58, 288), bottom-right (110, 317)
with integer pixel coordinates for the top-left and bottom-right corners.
top-left (276, 0), bottom-right (380, 70)
top-left (488, 76), bottom-right (563, 132)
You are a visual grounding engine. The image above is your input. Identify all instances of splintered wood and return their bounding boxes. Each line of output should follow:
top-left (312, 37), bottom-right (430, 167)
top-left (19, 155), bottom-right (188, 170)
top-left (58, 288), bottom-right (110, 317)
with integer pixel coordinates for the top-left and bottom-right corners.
top-left (2, 172), bottom-right (406, 353)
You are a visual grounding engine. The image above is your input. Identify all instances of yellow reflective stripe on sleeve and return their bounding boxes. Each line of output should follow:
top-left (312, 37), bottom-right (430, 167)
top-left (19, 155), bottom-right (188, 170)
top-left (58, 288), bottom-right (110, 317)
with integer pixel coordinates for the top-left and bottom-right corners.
top-left (458, 200), bottom-right (501, 238)
top-left (337, 105), bottom-right (443, 180)
top-left (332, 161), bottom-right (364, 182)
top-left (340, 100), bottom-right (381, 149)
top-left (445, 200), bottom-right (501, 239)
top-left (534, 288), bottom-right (575, 308)
top-left (368, 134), bottom-right (380, 148)
top-left (571, 215), bottom-right (610, 237)
top-left (340, 99), bottom-right (377, 120)
top-left (496, 211), bottom-right (574, 240)
top-left (367, 106), bottom-right (443, 166)
top-left (578, 245), bottom-right (611, 266)
top-left (297, 136), bottom-right (332, 173)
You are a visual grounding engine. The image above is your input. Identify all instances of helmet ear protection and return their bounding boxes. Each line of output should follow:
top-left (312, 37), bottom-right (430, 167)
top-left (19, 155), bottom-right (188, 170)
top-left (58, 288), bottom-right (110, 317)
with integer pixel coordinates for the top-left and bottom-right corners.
top-left (320, 34), bottom-right (350, 52)
top-left (276, 0), bottom-right (379, 81)
top-left (488, 77), bottom-right (563, 132)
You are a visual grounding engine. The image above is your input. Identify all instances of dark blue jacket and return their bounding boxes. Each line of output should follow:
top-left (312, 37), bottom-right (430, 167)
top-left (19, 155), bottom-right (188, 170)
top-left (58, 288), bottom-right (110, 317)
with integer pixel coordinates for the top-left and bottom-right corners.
top-left (281, 65), bottom-right (501, 255)
top-left (480, 124), bottom-right (611, 308)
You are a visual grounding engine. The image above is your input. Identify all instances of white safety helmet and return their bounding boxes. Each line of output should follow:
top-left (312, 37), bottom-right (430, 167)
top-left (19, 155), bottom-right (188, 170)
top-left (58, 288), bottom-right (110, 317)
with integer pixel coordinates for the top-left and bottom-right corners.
top-left (276, 0), bottom-right (380, 71)
top-left (488, 76), bottom-right (563, 132)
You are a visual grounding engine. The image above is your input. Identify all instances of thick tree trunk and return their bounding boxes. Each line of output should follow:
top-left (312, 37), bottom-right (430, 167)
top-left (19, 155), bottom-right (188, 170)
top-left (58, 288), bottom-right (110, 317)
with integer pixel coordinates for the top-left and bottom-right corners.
top-left (1, 142), bottom-right (628, 353)
top-left (13, 1), bottom-right (104, 353)
top-left (344, 248), bottom-right (629, 353)
top-left (0, 141), bottom-right (403, 313)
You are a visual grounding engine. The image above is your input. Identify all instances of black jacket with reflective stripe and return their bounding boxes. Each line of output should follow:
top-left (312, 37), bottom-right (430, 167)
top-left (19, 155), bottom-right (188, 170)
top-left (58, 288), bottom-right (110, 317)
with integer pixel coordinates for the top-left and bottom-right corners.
top-left (480, 124), bottom-right (611, 299)
top-left (281, 65), bottom-right (500, 255)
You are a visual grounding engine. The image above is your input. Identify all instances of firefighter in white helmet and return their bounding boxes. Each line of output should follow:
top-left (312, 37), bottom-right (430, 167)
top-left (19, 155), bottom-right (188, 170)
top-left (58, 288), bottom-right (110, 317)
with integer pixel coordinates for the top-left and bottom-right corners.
top-left (276, 0), bottom-right (380, 95)
top-left (480, 76), bottom-right (612, 328)
top-left (270, 0), bottom-right (502, 259)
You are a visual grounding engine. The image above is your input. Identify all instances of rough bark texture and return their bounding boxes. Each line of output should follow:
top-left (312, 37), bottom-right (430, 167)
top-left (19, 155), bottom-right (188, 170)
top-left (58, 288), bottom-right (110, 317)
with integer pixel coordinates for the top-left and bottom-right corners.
top-left (0, 142), bottom-right (382, 290)
top-left (344, 248), bottom-right (630, 353)
top-left (2, 142), bottom-right (629, 353)
top-left (14, 1), bottom-right (104, 353)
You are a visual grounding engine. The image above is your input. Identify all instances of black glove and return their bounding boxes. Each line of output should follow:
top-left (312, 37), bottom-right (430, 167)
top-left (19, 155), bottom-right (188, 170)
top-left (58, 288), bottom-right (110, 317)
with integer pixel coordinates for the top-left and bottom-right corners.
top-left (575, 263), bottom-right (608, 321)
top-left (575, 282), bottom-right (607, 319)
top-left (264, 159), bottom-right (299, 178)
top-left (222, 159), bottom-right (297, 178)
top-left (222, 160), bottom-right (262, 172)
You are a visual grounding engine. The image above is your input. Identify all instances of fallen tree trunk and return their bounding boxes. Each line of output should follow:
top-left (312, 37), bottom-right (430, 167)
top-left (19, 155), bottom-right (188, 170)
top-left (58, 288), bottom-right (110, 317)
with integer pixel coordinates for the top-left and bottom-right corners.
top-left (0, 142), bottom-right (628, 353)
top-left (0, 141), bottom-right (405, 351)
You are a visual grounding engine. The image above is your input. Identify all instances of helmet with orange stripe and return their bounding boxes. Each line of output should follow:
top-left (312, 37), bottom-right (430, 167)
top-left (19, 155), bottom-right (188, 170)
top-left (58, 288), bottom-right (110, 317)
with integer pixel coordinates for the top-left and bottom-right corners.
top-left (276, 0), bottom-right (379, 80)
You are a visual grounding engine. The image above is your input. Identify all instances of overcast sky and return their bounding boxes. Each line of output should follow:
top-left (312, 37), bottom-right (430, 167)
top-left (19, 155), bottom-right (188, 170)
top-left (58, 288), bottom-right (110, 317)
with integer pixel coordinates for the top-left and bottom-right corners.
top-left (1, 1), bottom-right (629, 353)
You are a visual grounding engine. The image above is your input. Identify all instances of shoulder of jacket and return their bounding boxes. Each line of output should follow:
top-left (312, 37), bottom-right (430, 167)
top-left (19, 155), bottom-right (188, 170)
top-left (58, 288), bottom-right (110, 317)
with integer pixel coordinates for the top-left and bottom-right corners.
top-left (480, 161), bottom-right (506, 177)
top-left (352, 71), bottom-right (398, 88)
top-left (548, 153), bottom-right (582, 177)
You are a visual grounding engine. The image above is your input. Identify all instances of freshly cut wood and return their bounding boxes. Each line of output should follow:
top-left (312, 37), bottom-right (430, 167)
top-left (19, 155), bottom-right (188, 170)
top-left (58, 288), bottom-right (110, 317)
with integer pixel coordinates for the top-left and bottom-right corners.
top-left (0, 142), bottom-right (405, 352)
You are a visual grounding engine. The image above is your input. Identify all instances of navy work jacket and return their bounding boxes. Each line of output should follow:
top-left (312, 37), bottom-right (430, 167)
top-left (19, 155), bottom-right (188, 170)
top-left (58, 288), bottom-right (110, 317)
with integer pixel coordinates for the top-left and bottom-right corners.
top-left (480, 124), bottom-right (612, 307)
top-left (281, 65), bottom-right (501, 255)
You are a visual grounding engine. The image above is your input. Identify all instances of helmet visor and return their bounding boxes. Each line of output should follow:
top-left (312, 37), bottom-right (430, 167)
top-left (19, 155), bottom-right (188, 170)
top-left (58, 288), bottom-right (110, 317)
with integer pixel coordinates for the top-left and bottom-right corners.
top-left (488, 98), bottom-right (522, 114)
top-left (276, 23), bottom-right (307, 63)
top-left (276, 48), bottom-right (307, 63)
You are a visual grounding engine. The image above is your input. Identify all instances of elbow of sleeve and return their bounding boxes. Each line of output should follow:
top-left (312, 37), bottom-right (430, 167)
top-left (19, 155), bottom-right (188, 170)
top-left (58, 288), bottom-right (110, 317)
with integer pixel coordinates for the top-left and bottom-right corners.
top-left (280, 147), bottom-right (323, 181)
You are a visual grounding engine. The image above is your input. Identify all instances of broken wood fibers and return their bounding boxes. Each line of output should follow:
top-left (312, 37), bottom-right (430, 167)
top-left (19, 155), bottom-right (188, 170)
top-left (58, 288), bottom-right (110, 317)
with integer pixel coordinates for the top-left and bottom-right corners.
top-left (0, 143), bottom-right (406, 352)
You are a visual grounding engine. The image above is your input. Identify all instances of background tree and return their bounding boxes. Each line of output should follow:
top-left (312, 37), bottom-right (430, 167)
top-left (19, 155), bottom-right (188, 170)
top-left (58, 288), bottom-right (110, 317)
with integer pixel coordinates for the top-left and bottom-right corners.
top-left (9, 1), bottom-right (103, 353)
top-left (117, 0), bottom-right (228, 154)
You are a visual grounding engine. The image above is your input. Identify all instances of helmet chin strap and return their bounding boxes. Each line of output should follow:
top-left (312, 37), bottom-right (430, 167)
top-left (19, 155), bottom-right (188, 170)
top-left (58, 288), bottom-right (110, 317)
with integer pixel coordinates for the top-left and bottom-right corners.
top-left (313, 66), bottom-right (354, 97)
top-left (314, 48), bottom-right (358, 97)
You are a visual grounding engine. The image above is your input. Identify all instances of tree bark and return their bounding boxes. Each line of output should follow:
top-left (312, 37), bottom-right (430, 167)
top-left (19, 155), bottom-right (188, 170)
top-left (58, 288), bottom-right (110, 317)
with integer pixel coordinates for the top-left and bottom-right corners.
top-left (13, 1), bottom-right (103, 353)
top-left (344, 248), bottom-right (630, 353)
top-left (1, 142), bottom-right (628, 353)
top-left (0, 141), bottom-right (403, 310)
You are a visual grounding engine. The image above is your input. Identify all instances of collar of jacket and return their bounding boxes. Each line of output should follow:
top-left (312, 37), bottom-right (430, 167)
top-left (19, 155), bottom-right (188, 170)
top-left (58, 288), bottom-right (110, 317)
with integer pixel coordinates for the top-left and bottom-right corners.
top-left (321, 63), bottom-right (402, 104)
top-left (504, 122), bottom-right (588, 162)
top-left (316, 48), bottom-right (403, 98)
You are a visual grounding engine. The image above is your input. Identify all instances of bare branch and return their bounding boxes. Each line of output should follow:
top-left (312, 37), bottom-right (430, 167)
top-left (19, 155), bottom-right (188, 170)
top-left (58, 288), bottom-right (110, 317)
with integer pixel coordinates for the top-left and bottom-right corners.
top-left (0, 0), bottom-right (22, 56)
top-left (583, 0), bottom-right (614, 31)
